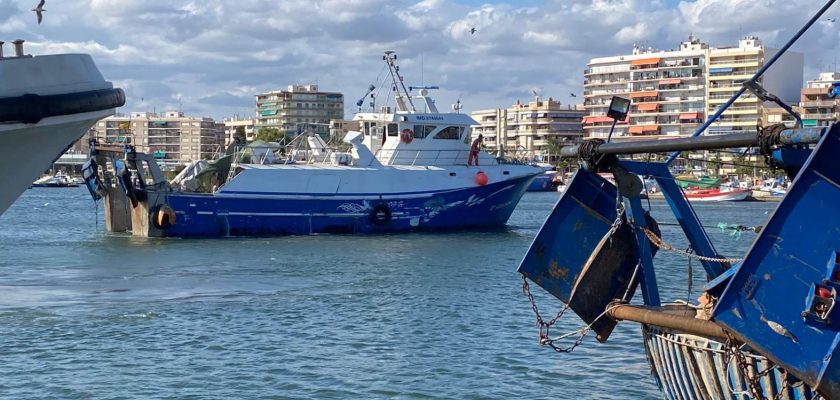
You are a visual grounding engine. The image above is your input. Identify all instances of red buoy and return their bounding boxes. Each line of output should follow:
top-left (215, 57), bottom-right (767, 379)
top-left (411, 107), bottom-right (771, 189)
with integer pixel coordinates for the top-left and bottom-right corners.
top-left (475, 171), bottom-right (488, 186)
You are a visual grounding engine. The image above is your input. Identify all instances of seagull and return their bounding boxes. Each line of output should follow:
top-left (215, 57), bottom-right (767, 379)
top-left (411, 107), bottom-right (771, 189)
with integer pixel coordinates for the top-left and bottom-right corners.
top-left (469, 27), bottom-right (477, 35)
top-left (32, 0), bottom-right (46, 24)
top-left (828, 17), bottom-right (837, 22)
top-left (570, 93), bottom-right (577, 98)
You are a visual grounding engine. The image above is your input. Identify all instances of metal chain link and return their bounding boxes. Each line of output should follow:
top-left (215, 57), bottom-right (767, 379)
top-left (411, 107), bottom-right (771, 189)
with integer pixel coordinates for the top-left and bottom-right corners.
top-left (521, 274), bottom-right (589, 353)
top-left (643, 227), bottom-right (745, 263)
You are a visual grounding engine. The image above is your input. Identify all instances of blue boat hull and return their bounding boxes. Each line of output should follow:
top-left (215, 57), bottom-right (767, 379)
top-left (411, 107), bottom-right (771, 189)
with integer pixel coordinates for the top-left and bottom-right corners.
top-left (159, 175), bottom-right (534, 237)
top-left (526, 174), bottom-right (554, 192)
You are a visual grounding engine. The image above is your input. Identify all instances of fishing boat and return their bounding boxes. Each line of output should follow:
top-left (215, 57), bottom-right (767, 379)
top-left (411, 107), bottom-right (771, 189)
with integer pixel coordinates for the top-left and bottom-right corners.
top-left (0, 39), bottom-right (124, 216)
top-left (518, 2), bottom-right (840, 398)
top-left (83, 52), bottom-right (542, 237)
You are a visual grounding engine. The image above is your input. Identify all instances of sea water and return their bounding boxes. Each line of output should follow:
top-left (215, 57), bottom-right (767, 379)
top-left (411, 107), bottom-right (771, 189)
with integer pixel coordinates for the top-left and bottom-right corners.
top-left (0, 187), bottom-right (775, 399)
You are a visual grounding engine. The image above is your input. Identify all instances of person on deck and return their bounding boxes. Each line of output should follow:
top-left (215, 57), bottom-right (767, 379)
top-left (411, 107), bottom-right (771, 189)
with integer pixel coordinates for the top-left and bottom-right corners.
top-left (468, 134), bottom-right (483, 166)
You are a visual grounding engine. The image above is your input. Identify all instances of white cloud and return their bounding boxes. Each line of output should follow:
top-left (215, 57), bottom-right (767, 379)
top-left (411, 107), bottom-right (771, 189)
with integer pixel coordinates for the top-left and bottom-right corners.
top-left (3, 0), bottom-right (837, 119)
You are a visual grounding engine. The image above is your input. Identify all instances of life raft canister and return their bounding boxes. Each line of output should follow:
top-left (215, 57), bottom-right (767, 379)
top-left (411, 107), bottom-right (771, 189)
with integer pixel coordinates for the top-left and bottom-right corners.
top-left (475, 171), bottom-right (489, 186)
top-left (400, 128), bottom-right (414, 144)
top-left (370, 202), bottom-right (392, 226)
top-left (151, 204), bottom-right (177, 229)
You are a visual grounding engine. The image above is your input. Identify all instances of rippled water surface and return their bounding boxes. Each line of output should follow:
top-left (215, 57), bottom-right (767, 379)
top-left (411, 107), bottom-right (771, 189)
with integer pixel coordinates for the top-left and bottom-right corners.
top-left (0, 187), bottom-right (776, 399)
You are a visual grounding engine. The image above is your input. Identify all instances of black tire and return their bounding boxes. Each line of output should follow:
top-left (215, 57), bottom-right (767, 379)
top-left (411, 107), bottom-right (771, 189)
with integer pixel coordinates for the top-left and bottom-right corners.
top-left (370, 202), bottom-right (392, 226)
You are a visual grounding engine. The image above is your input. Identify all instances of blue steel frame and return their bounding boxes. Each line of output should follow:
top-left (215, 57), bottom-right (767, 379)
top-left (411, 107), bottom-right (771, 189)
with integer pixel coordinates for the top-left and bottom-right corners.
top-left (615, 160), bottom-right (728, 307)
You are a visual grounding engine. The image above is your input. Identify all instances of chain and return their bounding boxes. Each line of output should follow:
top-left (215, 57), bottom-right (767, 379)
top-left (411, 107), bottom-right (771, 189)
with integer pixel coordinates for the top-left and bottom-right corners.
top-left (642, 228), bottom-right (745, 263)
top-left (725, 338), bottom-right (767, 399)
top-left (521, 274), bottom-right (589, 353)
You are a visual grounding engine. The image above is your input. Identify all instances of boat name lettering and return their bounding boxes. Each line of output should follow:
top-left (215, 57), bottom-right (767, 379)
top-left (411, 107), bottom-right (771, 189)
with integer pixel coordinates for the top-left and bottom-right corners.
top-left (414, 116), bottom-right (445, 121)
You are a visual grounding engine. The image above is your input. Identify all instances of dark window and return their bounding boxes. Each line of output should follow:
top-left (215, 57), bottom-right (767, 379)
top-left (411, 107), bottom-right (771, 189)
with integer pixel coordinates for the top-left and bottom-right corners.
top-left (434, 126), bottom-right (463, 140)
top-left (387, 124), bottom-right (398, 137)
top-left (412, 125), bottom-right (436, 139)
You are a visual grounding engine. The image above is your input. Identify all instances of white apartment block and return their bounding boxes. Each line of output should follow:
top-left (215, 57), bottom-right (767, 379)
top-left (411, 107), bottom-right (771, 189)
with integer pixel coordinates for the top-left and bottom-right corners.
top-left (255, 84), bottom-right (344, 137)
top-left (94, 111), bottom-right (224, 164)
top-left (472, 97), bottom-right (584, 160)
top-left (584, 36), bottom-right (803, 140)
top-left (223, 116), bottom-right (255, 146)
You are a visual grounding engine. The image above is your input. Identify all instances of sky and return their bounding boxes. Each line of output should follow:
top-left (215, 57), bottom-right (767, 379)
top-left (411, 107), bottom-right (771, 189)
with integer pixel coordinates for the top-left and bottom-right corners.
top-left (2, 0), bottom-right (840, 120)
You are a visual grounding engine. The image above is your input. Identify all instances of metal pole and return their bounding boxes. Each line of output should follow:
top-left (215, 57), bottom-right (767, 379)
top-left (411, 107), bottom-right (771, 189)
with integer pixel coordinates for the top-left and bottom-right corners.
top-left (663, 0), bottom-right (837, 164)
top-left (559, 127), bottom-right (825, 158)
top-left (607, 304), bottom-right (729, 340)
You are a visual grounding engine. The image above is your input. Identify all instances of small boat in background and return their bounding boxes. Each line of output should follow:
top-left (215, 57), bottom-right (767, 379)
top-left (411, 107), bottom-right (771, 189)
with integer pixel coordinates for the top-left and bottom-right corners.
top-left (31, 172), bottom-right (79, 188)
top-left (674, 175), bottom-right (721, 189)
top-left (682, 187), bottom-right (751, 201)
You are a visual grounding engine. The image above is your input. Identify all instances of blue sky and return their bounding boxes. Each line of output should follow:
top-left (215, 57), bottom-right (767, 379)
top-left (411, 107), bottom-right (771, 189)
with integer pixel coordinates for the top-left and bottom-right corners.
top-left (1, 0), bottom-right (837, 120)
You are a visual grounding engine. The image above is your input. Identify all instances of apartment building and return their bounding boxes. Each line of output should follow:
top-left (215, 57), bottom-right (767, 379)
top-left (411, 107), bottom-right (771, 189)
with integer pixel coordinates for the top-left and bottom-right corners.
top-left (223, 116), bottom-right (256, 146)
top-left (471, 97), bottom-right (584, 160)
top-left (799, 72), bottom-right (840, 127)
top-left (93, 111), bottom-right (224, 164)
top-left (584, 36), bottom-right (803, 140)
top-left (255, 85), bottom-right (344, 137)
top-left (706, 36), bottom-right (803, 136)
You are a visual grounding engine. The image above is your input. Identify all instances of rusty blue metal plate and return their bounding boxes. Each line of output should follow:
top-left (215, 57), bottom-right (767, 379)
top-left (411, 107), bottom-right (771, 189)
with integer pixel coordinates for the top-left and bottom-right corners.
top-left (713, 123), bottom-right (840, 398)
top-left (518, 169), bottom-right (640, 342)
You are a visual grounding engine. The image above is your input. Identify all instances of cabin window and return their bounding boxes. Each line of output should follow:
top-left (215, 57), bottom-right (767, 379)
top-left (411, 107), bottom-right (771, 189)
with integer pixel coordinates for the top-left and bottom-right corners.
top-left (412, 125), bottom-right (436, 139)
top-left (434, 126), bottom-right (463, 140)
top-left (387, 124), bottom-right (398, 137)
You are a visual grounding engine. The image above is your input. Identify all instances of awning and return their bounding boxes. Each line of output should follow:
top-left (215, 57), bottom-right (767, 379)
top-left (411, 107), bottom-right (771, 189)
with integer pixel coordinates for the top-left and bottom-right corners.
top-left (659, 79), bottom-right (681, 85)
top-left (709, 67), bottom-right (733, 74)
top-left (628, 126), bottom-right (645, 134)
top-left (643, 125), bottom-right (660, 132)
top-left (637, 103), bottom-right (659, 111)
top-left (679, 112), bottom-right (702, 120)
top-left (583, 116), bottom-right (613, 124)
top-left (631, 57), bottom-right (661, 66)
top-left (259, 110), bottom-right (278, 116)
top-left (630, 91), bottom-right (658, 99)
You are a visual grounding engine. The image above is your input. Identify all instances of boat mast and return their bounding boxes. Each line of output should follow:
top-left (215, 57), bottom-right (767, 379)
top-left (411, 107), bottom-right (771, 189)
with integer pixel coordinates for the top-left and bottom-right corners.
top-left (383, 51), bottom-right (416, 112)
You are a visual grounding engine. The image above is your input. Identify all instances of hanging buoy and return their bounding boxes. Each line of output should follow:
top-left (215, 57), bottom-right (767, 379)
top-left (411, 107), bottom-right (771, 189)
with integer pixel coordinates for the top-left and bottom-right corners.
top-left (475, 171), bottom-right (488, 186)
top-left (400, 129), bottom-right (414, 144)
top-left (151, 204), bottom-right (176, 229)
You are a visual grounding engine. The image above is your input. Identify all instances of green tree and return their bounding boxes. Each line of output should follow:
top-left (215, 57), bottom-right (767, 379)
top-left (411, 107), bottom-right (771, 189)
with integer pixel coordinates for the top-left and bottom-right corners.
top-left (255, 127), bottom-right (283, 142)
top-left (234, 126), bottom-right (247, 143)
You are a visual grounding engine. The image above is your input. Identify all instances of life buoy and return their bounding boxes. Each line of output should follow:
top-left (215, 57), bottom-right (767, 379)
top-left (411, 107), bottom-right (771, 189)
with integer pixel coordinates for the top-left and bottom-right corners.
top-left (151, 204), bottom-right (177, 229)
top-left (370, 202), bottom-right (392, 226)
top-left (400, 128), bottom-right (414, 144)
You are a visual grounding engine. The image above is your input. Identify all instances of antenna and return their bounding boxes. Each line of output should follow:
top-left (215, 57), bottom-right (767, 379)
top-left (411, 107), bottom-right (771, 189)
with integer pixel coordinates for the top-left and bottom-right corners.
top-left (383, 51), bottom-right (416, 112)
top-left (452, 99), bottom-right (463, 113)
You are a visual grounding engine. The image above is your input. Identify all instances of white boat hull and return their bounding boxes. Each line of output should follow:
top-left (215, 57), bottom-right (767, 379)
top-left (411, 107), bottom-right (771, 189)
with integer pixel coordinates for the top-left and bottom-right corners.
top-left (684, 189), bottom-right (751, 202)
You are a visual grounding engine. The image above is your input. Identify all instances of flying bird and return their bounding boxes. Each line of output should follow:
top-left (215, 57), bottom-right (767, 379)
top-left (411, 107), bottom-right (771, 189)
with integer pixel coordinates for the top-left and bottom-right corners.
top-left (469, 27), bottom-right (477, 35)
top-left (827, 17), bottom-right (837, 22)
top-left (32, 0), bottom-right (46, 24)
top-left (570, 93), bottom-right (577, 98)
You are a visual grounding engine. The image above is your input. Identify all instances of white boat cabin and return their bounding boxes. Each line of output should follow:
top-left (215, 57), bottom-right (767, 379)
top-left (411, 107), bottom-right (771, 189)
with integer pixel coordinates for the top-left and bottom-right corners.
top-left (352, 91), bottom-right (494, 167)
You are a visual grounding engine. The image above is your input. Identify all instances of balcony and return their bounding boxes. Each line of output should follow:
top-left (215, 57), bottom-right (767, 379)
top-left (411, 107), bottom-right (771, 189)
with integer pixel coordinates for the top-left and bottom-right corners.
top-left (802, 113), bottom-right (837, 120)
top-left (801, 100), bottom-right (836, 108)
